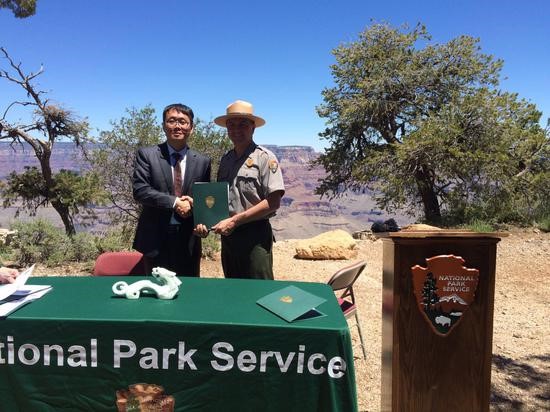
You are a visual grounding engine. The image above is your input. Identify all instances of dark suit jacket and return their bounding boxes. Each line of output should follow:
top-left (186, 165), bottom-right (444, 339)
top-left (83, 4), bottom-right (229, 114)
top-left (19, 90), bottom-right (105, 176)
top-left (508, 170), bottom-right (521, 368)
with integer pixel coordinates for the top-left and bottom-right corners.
top-left (132, 142), bottom-right (211, 259)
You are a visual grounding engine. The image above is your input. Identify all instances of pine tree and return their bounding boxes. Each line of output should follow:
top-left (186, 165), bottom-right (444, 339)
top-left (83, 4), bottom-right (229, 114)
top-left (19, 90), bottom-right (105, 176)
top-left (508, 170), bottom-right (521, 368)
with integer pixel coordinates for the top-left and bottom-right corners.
top-left (315, 22), bottom-right (549, 224)
top-left (422, 272), bottom-right (439, 312)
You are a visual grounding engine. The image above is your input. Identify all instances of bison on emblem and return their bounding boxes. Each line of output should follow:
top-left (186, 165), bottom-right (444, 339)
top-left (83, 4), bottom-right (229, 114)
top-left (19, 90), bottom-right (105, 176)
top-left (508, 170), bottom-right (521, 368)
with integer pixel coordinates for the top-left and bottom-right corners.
top-left (411, 255), bottom-right (479, 336)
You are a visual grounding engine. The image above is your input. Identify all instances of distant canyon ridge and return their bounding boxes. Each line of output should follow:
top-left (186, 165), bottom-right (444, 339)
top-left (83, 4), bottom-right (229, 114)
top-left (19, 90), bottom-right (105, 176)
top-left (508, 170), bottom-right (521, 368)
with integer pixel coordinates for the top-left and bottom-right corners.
top-left (0, 142), bottom-right (411, 240)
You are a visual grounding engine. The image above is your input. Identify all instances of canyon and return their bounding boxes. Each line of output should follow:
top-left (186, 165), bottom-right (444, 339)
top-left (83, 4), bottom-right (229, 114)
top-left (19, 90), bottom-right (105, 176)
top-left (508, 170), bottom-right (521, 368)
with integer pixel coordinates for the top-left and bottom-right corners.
top-left (0, 142), bottom-right (411, 239)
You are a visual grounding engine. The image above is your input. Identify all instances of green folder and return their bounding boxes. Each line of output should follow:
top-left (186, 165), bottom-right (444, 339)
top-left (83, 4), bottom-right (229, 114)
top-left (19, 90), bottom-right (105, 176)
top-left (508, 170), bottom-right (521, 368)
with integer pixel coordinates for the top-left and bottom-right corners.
top-left (193, 182), bottom-right (230, 229)
top-left (257, 285), bottom-right (327, 323)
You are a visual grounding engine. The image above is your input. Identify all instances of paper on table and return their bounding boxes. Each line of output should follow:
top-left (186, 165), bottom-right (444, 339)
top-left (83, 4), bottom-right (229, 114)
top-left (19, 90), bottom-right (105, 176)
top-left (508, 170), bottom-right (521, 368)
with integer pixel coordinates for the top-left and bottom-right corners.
top-left (0, 264), bottom-right (35, 301)
top-left (0, 286), bottom-right (52, 318)
top-left (12, 284), bottom-right (52, 297)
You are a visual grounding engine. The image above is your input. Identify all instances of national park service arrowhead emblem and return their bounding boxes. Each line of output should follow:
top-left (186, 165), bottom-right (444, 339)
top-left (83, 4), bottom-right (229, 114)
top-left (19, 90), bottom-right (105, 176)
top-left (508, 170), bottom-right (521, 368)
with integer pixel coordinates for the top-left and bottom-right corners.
top-left (205, 196), bottom-right (215, 209)
top-left (280, 295), bottom-right (293, 303)
top-left (411, 255), bottom-right (479, 337)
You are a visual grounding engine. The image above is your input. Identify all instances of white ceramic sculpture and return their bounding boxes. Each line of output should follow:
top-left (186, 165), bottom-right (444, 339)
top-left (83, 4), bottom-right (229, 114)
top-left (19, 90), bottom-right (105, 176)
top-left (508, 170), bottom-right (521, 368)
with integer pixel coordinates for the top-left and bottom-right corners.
top-left (112, 267), bottom-right (182, 300)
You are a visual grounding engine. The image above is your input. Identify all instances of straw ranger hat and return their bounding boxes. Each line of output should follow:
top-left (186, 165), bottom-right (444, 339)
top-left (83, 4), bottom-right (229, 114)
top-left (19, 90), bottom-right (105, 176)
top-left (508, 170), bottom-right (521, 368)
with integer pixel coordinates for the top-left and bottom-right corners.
top-left (214, 100), bottom-right (266, 128)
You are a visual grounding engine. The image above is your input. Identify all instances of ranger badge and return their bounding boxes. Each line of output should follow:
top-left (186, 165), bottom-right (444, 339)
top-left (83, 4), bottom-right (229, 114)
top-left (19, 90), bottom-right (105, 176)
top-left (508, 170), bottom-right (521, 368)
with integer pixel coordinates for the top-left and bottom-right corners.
top-left (269, 159), bottom-right (279, 173)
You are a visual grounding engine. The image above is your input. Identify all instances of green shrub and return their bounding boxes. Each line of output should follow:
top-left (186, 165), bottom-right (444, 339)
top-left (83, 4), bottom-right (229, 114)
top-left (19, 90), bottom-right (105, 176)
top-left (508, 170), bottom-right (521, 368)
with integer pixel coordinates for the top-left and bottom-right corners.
top-left (94, 226), bottom-right (133, 253)
top-left (202, 233), bottom-right (221, 259)
top-left (536, 215), bottom-right (550, 233)
top-left (0, 246), bottom-right (13, 265)
top-left (0, 235), bottom-right (13, 263)
top-left (11, 219), bottom-right (71, 266)
top-left (465, 219), bottom-right (495, 233)
top-left (69, 232), bottom-right (99, 262)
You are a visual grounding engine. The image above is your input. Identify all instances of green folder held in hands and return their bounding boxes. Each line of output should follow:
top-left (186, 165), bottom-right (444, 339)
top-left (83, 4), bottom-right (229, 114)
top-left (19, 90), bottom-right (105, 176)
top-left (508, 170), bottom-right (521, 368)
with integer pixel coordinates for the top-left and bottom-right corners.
top-left (192, 182), bottom-right (230, 229)
top-left (257, 285), bottom-right (327, 322)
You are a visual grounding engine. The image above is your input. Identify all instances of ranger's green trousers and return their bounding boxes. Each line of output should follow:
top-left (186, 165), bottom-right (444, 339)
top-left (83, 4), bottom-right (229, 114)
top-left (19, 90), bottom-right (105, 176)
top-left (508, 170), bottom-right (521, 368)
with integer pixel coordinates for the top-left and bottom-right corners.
top-left (221, 219), bottom-right (274, 280)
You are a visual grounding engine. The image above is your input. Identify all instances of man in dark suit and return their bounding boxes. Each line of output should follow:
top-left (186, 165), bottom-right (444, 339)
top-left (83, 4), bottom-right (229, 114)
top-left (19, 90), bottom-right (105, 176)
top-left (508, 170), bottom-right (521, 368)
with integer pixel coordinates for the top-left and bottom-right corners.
top-left (133, 103), bottom-right (211, 276)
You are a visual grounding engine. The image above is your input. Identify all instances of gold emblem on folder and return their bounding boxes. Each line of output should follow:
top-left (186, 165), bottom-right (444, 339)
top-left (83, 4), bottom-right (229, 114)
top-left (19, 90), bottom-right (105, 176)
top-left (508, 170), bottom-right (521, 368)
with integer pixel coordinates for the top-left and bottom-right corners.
top-left (280, 295), bottom-right (293, 304)
top-left (205, 196), bottom-right (215, 209)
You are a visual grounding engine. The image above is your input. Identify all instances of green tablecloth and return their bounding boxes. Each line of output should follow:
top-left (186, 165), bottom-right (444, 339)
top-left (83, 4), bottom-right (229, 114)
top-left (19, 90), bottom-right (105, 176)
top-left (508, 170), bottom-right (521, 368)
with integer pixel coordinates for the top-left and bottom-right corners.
top-left (0, 276), bottom-right (358, 411)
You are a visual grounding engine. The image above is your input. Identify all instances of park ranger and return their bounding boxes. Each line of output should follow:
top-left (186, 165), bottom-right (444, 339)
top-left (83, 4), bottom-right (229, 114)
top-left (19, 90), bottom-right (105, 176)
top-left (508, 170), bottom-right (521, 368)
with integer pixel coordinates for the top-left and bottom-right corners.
top-left (196, 100), bottom-right (285, 279)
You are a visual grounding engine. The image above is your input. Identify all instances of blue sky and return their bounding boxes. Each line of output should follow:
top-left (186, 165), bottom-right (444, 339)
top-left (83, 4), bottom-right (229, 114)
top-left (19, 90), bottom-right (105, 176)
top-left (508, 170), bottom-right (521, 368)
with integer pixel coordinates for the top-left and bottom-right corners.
top-left (1, 0), bottom-right (548, 151)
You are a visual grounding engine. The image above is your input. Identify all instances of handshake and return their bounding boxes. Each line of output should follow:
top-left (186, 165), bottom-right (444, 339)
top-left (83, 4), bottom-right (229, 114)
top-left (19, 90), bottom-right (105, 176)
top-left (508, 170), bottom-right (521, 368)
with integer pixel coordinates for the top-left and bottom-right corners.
top-left (174, 195), bottom-right (193, 218)
top-left (173, 192), bottom-right (235, 238)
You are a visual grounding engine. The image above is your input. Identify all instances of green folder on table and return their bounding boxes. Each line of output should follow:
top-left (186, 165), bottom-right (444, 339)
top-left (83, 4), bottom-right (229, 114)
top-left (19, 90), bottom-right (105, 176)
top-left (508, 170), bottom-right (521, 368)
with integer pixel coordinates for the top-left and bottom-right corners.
top-left (257, 285), bottom-right (327, 323)
top-left (193, 182), bottom-right (229, 229)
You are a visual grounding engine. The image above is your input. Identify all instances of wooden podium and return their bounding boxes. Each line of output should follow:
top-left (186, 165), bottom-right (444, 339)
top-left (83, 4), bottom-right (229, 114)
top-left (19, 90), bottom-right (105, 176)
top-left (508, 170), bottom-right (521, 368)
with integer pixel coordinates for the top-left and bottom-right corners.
top-left (381, 230), bottom-right (504, 411)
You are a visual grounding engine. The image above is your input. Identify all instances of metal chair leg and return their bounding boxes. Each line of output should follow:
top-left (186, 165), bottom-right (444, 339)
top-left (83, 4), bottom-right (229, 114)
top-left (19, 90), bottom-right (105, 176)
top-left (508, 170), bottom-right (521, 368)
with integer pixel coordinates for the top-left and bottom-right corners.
top-left (354, 311), bottom-right (367, 359)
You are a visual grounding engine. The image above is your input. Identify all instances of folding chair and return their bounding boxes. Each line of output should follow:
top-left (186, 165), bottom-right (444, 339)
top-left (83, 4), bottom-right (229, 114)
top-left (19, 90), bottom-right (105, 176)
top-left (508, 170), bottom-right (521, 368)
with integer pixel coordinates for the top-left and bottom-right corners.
top-left (92, 251), bottom-right (149, 276)
top-left (327, 260), bottom-right (367, 359)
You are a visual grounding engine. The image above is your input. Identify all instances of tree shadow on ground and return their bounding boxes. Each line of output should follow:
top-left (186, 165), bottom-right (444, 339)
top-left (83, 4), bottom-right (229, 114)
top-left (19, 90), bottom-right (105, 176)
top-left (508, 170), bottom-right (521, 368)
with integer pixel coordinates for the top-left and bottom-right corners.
top-left (491, 353), bottom-right (550, 411)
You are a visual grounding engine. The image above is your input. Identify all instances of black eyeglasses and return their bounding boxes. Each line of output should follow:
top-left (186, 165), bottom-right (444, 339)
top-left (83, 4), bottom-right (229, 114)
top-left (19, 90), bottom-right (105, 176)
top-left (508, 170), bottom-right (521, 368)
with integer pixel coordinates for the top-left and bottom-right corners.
top-left (165, 118), bottom-right (191, 127)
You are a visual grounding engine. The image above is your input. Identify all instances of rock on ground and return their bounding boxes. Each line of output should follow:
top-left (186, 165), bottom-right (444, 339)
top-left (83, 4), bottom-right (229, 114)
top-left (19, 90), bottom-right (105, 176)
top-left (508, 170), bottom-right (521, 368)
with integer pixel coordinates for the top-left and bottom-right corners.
top-left (294, 229), bottom-right (358, 260)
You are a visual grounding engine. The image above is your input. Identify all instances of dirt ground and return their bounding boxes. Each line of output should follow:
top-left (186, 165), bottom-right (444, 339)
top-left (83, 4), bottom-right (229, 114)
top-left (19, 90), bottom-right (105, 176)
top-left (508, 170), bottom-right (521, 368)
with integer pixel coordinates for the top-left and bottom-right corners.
top-left (31, 229), bottom-right (549, 411)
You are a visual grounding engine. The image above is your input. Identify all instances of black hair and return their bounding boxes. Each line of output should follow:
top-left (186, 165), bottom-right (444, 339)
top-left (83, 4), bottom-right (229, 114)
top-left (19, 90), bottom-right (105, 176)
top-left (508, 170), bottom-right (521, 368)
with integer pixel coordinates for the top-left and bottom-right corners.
top-left (162, 103), bottom-right (194, 123)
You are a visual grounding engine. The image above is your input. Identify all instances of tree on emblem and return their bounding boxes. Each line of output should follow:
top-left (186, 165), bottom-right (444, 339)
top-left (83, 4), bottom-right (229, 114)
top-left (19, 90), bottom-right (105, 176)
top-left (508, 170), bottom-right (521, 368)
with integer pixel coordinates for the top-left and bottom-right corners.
top-left (422, 272), bottom-right (439, 313)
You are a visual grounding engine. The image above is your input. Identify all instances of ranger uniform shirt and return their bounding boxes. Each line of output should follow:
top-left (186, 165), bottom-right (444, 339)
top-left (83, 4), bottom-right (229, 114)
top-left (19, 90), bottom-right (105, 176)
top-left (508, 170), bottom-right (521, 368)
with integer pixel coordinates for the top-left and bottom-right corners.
top-left (217, 143), bottom-right (285, 219)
